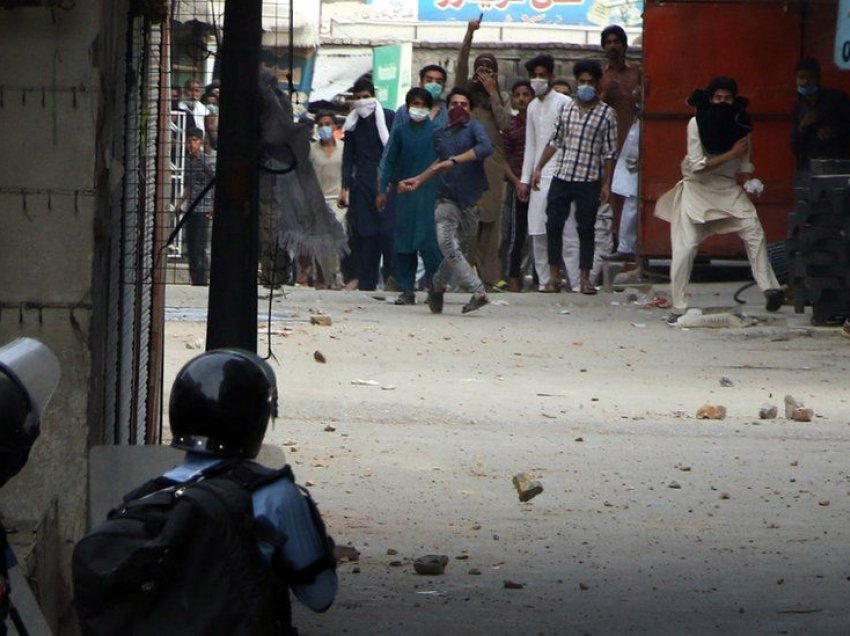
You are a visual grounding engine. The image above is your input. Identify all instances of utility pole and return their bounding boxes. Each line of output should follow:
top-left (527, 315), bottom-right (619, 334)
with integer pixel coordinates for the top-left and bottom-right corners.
top-left (206, 0), bottom-right (262, 352)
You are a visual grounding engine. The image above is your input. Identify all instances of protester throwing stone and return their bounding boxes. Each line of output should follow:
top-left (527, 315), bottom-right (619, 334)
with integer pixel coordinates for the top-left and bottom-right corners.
top-left (399, 87), bottom-right (494, 314)
top-left (654, 77), bottom-right (784, 324)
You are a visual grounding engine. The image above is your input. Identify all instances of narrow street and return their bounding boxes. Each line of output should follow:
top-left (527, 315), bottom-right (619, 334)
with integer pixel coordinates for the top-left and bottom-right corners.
top-left (166, 282), bottom-right (850, 635)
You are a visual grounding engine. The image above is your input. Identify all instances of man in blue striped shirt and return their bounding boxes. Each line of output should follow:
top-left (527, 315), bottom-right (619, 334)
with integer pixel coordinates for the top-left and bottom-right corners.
top-left (532, 60), bottom-right (617, 295)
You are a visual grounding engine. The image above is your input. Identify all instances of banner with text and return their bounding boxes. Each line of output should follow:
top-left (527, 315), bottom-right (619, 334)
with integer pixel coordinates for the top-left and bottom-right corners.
top-left (417, 0), bottom-right (642, 27)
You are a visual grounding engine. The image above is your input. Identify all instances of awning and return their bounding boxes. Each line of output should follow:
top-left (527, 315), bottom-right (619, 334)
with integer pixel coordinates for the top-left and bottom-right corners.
top-left (172, 0), bottom-right (320, 48)
top-left (308, 50), bottom-right (373, 102)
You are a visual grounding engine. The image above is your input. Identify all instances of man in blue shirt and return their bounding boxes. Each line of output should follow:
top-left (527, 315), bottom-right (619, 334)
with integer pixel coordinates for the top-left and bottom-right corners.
top-left (400, 87), bottom-right (494, 314)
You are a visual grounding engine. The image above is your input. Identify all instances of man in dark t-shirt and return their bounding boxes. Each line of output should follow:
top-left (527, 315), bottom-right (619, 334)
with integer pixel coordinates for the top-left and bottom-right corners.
top-left (791, 57), bottom-right (850, 169)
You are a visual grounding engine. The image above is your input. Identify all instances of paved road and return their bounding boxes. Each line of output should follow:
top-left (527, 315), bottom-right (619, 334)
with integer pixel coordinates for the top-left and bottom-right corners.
top-left (165, 282), bottom-right (850, 635)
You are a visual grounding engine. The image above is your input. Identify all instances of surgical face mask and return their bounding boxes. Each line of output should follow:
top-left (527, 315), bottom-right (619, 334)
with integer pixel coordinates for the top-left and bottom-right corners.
top-left (408, 106), bottom-right (430, 122)
top-left (530, 78), bottom-right (549, 96)
top-left (576, 84), bottom-right (597, 102)
top-left (353, 98), bottom-right (376, 118)
top-left (797, 85), bottom-right (818, 97)
top-left (318, 125), bottom-right (334, 141)
top-left (424, 82), bottom-right (444, 100)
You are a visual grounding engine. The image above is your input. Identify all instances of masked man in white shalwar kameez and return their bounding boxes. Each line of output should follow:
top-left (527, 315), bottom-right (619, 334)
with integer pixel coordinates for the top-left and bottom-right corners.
top-left (654, 77), bottom-right (784, 323)
top-left (518, 55), bottom-right (580, 292)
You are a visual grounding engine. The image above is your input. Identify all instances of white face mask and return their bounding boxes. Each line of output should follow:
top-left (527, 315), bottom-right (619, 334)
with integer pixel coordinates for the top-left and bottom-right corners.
top-left (408, 106), bottom-right (430, 122)
top-left (353, 98), bottom-right (376, 118)
top-left (530, 78), bottom-right (549, 96)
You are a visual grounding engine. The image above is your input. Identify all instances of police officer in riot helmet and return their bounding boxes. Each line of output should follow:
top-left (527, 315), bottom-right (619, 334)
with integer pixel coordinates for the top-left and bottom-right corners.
top-left (0, 338), bottom-right (61, 634)
top-left (167, 350), bottom-right (337, 626)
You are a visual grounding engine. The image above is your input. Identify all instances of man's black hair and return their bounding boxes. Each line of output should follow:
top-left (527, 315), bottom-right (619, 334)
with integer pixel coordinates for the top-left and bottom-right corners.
top-left (315, 110), bottom-right (336, 123)
top-left (573, 59), bottom-right (603, 82)
top-left (186, 127), bottom-right (204, 140)
top-left (447, 86), bottom-right (475, 109)
top-left (352, 78), bottom-right (375, 96)
top-left (795, 57), bottom-right (821, 77)
top-left (551, 78), bottom-right (571, 90)
top-left (706, 76), bottom-right (738, 98)
top-left (512, 79), bottom-right (533, 94)
top-left (405, 86), bottom-right (434, 109)
top-left (419, 64), bottom-right (448, 83)
top-left (601, 25), bottom-right (628, 49)
top-left (524, 54), bottom-right (555, 76)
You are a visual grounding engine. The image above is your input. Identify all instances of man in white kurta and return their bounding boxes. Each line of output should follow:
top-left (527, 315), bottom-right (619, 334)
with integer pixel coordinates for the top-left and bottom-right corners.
top-left (519, 81), bottom-right (578, 291)
top-left (655, 117), bottom-right (782, 318)
top-left (608, 118), bottom-right (640, 258)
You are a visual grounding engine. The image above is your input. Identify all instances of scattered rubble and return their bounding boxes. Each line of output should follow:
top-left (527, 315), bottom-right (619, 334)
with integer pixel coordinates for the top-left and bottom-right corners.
top-left (759, 404), bottom-right (778, 419)
top-left (696, 404), bottom-right (727, 420)
top-left (334, 545), bottom-right (360, 563)
top-left (185, 337), bottom-right (204, 350)
top-left (512, 472), bottom-right (544, 502)
top-left (719, 377), bottom-right (734, 387)
top-left (323, 424), bottom-right (336, 432)
top-left (309, 314), bottom-right (332, 326)
top-left (785, 395), bottom-right (813, 422)
top-left (503, 580), bottom-right (525, 589)
top-left (313, 350), bottom-right (327, 363)
top-left (413, 555), bottom-right (448, 576)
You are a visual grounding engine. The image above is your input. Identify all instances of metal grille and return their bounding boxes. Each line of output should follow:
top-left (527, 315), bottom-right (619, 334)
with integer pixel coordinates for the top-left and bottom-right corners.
top-left (103, 13), bottom-right (164, 445)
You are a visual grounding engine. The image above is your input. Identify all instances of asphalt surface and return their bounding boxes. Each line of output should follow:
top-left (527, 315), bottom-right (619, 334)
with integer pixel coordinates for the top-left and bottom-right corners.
top-left (165, 281), bottom-right (850, 635)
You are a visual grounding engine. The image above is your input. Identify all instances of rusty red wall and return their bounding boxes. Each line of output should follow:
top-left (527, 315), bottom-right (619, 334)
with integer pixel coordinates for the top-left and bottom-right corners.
top-left (641, 0), bottom-right (849, 257)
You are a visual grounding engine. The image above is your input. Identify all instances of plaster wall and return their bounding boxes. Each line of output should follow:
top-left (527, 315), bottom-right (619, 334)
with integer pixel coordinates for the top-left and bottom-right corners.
top-left (0, 2), bottom-right (122, 629)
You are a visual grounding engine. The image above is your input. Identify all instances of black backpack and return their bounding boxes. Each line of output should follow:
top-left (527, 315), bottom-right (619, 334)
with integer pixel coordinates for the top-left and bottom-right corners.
top-left (72, 460), bottom-right (335, 636)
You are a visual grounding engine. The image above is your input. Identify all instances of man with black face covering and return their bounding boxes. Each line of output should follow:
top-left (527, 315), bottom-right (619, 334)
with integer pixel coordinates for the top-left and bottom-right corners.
top-left (655, 77), bottom-right (784, 324)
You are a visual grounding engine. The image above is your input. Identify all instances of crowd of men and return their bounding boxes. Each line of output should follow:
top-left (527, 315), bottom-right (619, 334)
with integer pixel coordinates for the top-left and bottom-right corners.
top-left (299, 20), bottom-right (644, 314)
top-left (175, 23), bottom-right (850, 322)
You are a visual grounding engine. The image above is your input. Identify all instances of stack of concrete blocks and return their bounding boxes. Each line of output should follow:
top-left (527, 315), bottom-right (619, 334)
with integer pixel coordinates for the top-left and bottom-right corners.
top-left (786, 159), bottom-right (850, 325)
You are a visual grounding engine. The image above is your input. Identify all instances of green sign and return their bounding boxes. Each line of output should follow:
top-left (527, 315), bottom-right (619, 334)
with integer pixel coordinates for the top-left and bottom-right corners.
top-left (373, 43), bottom-right (412, 110)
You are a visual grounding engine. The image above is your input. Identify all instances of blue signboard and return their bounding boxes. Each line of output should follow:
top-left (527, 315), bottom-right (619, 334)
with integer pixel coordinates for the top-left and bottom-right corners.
top-left (836, 0), bottom-right (850, 70)
top-left (418, 0), bottom-right (642, 27)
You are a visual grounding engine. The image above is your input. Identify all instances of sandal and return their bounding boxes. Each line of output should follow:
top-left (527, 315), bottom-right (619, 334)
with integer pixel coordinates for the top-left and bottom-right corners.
top-left (580, 282), bottom-right (598, 295)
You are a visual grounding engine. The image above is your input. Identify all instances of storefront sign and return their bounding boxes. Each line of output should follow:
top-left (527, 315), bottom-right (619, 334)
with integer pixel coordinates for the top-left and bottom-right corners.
top-left (373, 43), bottom-right (413, 109)
top-left (417, 0), bottom-right (642, 27)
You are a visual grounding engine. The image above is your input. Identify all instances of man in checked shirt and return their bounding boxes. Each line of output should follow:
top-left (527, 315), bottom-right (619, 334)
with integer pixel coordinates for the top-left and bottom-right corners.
top-left (531, 59), bottom-right (617, 295)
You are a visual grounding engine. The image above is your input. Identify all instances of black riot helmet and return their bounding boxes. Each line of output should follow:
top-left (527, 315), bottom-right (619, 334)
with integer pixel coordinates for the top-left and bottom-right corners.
top-left (0, 338), bottom-right (61, 488)
top-left (169, 349), bottom-right (278, 459)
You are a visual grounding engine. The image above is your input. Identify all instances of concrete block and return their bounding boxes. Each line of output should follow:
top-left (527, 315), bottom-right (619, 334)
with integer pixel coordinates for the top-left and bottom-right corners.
top-left (696, 404), bottom-right (727, 420)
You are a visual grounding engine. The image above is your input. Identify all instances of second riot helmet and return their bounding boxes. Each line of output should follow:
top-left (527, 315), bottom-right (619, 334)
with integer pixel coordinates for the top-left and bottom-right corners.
top-left (169, 349), bottom-right (277, 459)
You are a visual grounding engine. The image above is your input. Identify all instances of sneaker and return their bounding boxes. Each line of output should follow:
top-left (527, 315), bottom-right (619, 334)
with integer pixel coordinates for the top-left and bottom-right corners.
top-left (427, 289), bottom-right (444, 314)
top-left (764, 288), bottom-right (784, 312)
top-left (665, 312), bottom-right (682, 327)
top-left (394, 291), bottom-right (416, 305)
top-left (462, 293), bottom-right (489, 314)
